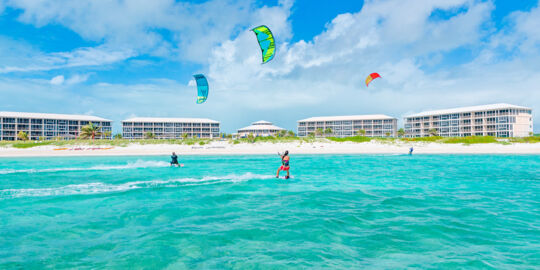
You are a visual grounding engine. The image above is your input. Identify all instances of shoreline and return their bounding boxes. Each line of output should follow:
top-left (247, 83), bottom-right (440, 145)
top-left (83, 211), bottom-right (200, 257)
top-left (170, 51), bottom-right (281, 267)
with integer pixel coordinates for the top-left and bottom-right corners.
top-left (1, 141), bottom-right (540, 157)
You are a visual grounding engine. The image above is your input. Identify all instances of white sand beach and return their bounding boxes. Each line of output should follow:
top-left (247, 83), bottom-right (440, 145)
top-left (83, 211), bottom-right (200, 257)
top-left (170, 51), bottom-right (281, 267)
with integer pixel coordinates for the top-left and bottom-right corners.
top-left (1, 141), bottom-right (539, 157)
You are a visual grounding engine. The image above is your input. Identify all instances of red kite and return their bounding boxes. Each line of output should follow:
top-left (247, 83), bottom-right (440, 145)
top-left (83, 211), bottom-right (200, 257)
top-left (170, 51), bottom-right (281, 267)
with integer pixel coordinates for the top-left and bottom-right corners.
top-left (365, 73), bottom-right (381, 87)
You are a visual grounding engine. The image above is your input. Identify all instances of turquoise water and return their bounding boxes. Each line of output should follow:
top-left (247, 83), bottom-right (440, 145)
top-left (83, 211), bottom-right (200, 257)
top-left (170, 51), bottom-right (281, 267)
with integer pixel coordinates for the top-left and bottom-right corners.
top-left (1, 154), bottom-right (539, 269)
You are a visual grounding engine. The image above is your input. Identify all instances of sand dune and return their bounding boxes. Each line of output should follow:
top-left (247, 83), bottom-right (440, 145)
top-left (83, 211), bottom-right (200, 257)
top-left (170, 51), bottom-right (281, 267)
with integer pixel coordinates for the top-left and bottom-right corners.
top-left (1, 140), bottom-right (539, 157)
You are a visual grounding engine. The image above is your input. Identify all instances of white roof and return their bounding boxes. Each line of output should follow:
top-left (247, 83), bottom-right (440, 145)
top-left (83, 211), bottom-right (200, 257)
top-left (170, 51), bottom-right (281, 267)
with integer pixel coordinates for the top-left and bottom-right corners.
top-left (298, 114), bottom-right (396, 122)
top-left (0, 111), bottom-right (111, 122)
top-left (252, 120), bottom-right (273, 125)
top-left (122, 117), bottom-right (219, 124)
top-left (405, 103), bottom-right (531, 118)
top-left (238, 125), bottom-right (285, 132)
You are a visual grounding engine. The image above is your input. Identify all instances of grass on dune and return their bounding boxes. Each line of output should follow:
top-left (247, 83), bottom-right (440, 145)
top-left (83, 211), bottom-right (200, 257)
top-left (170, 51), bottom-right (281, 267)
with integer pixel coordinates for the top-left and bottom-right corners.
top-left (440, 136), bottom-right (499, 144)
top-left (327, 136), bottom-right (373, 143)
top-left (1, 135), bottom-right (539, 149)
top-left (402, 136), bottom-right (444, 142)
top-left (507, 136), bottom-right (540, 143)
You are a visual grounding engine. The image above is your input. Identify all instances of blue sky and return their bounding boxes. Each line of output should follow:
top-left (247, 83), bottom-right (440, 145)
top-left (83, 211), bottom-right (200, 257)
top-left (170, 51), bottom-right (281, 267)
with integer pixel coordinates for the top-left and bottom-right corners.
top-left (0, 0), bottom-right (539, 133)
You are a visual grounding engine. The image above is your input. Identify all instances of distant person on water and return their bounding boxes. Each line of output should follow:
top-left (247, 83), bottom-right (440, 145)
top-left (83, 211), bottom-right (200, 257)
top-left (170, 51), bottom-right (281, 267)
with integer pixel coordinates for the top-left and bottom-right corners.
top-left (409, 147), bottom-right (414, 155)
top-left (276, 150), bottom-right (290, 179)
top-left (170, 152), bottom-right (180, 167)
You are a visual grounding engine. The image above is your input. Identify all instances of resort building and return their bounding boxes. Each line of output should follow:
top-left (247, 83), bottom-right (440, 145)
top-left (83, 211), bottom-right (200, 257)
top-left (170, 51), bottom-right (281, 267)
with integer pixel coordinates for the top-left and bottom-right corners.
top-left (297, 115), bottom-right (398, 137)
top-left (404, 103), bottom-right (533, 138)
top-left (237, 120), bottom-right (285, 137)
top-left (0, 111), bottom-right (112, 141)
top-left (122, 117), bottom-right (220, 139)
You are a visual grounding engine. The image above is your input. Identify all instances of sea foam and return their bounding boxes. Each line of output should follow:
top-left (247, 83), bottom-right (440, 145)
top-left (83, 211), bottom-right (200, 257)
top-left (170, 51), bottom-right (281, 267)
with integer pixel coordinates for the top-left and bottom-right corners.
top-left (0, 160), bottom-right (170, 175)
top-left (0, 173), bottom-right (273, 199)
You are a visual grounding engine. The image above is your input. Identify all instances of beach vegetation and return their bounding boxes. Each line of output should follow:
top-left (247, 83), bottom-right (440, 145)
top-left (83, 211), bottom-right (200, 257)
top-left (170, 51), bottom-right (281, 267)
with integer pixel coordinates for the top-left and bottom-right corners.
top-left (1, 134), bottom-right (539, 150)
top-left (103, 131), bottom-right (112, 138)
top-left (144, 132), bottom-right (155, 139)
top-left (17, 131), bottom-right (29, 141)
top-left (402, 136), bottom-right (443, 142)
top-left (356, 129), bottom-right (366, 136)
top-left (440, 136), bottom-right (498, 144)
top-left (114, 133), bottom-right (123, 139)
top-left (508, 136), bottom-right (540, 143)
top-left (247, 133), bottom-right (255, 143)
top-left (324, 128), bottom-right (333, 137)
top-left (328, 136), bottom-right (372, 143)
top-left (397, 128), bottom-right (405, 137)
top-left (80, 122), bottom-right (102, 140)
top-left (428, 128), bottom-right (438, 137)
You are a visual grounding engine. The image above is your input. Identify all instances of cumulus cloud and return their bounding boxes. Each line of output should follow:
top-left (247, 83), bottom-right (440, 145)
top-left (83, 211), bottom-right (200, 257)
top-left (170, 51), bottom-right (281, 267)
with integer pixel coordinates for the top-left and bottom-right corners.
top-left (1, 0), bottom-right (282, 71)
top-left (48, 74), bottom-right (90, 85)
top-left (50, 75), bottom-right (65, 85)
top-left (0, 0), bottom-right (539, 132)
top-left (202, 0), bottom-right (539, 131)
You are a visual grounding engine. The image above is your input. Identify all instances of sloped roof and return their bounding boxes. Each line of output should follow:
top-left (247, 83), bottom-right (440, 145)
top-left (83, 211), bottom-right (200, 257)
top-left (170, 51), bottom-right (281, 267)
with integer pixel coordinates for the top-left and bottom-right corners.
top-left (0, 111), bottom-right (111, 121)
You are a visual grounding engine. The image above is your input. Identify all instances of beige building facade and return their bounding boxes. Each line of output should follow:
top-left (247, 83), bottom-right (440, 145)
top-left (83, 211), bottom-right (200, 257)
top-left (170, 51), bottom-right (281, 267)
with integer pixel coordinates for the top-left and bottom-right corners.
top-left (298, 115), bottom-right (397, 137)
top-left (0, 111), bottom-right (112, 141)
top-left (122, 117), bottom-right (220, 139)
top-left (404, 103), bottom-right (533, 138)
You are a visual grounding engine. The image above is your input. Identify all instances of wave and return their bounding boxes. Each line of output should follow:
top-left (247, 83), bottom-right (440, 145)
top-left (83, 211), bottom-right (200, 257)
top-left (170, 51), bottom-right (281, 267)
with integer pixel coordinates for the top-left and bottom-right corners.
top-left (0, 173), bottom-right (273, 199)
top-left (0, 160), bottom-right (170, 175)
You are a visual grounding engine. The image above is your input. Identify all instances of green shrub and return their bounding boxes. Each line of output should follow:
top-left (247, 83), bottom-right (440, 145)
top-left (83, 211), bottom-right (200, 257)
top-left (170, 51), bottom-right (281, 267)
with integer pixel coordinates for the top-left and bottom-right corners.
top-left (440, 136), bottom-right (498, 144)
top-left (401, 136), bottom-right (443, 142)
top-left (327, 136), bottom-right (372, 143)
top-left (508, 136), bottom-right (540, 143)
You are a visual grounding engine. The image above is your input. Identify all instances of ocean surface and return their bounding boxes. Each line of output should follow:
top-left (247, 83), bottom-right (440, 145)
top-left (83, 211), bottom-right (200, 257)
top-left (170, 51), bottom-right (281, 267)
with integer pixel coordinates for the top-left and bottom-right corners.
top-left (1, 154), bottom-right (539, 269)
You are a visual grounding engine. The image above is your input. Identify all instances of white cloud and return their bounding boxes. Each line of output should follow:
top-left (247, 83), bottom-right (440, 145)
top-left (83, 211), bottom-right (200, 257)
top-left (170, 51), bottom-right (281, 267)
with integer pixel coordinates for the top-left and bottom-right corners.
top-left (48, 74), bottom-right (90, 85)
top-left (50, 75), bottom-right (64, 85)
top-left (65, 74), bottom-right (90, 85)
top-left (0, 0), bottom-right (539, 133)
top-left (1, 0), bottom-right (282, 70)
top-left (202, 0), bottom-right (539, 131)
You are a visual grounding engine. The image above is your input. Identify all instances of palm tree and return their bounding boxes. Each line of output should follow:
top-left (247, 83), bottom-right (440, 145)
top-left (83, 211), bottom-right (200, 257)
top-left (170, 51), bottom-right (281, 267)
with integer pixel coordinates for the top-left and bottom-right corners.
top-left (144, 132), bottom-right (155, 139)
top-left (385, 132), bottom-right (391, 137)
top-left (428, 128), bottom-right (438, 137)
top-left (182, 133), bottom-right (189, 140)
top-left (17, 131), bottom-right (29, 141)
top-left (315, 128), bottom-right (323, 137)
top-left (80, 122), bottom-right (102, 140)
top-left (103, 131), bottom-right (112, 139)
top-left (324, 128), bottom-right (333, 137)
top-left (247, 133), bottom-right (255, 143)
top-left (114, 133), bottom-right (123, 139)
top-left (357, 129), bottom-right (366, 136)
top-left (397, 128), bottom-right (405, 138)
top-left (287, 130), bottom-right (295, 137)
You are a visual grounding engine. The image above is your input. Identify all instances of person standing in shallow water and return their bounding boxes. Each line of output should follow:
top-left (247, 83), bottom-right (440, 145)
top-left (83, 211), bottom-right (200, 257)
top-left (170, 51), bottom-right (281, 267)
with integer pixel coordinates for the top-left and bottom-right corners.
top-left (276, 150), bottom-right (290, 179)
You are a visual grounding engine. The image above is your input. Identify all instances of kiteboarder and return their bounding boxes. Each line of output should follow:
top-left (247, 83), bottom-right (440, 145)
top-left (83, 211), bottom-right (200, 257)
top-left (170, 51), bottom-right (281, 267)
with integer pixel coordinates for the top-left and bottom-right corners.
top-left (170, 152), bottom-right (180, 167)
top-left (276, 151), bottom-right (290, 179)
